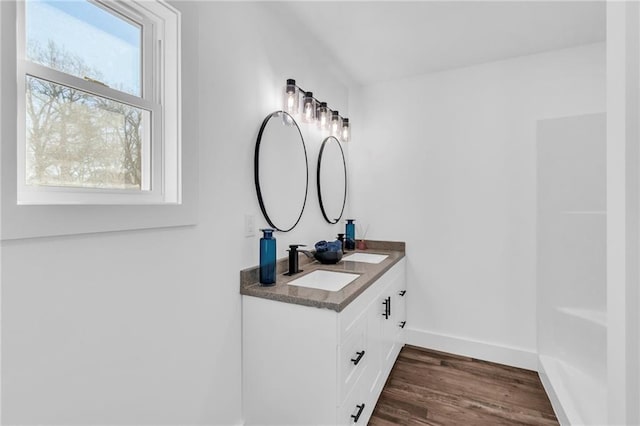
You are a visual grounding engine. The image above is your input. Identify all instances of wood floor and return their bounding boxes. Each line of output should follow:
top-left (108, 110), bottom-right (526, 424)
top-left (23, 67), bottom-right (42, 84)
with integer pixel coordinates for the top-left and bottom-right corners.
top-left (370, 345), bottom-right (559, 426)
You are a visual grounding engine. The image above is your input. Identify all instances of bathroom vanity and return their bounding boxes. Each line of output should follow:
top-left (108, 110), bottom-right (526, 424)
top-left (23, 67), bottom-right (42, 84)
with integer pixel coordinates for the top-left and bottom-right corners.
top-left (240, 241), bottom-right (406, 425)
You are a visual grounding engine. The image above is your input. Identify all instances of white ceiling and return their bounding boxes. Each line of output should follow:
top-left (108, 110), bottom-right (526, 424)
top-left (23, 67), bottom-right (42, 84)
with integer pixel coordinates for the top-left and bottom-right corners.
top-left (282, 1), bottom-right (606, 85)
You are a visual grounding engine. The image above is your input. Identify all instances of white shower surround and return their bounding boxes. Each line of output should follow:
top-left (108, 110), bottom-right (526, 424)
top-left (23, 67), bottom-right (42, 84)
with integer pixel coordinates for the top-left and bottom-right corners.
top-left (537, 114), bottom-right (607, 425)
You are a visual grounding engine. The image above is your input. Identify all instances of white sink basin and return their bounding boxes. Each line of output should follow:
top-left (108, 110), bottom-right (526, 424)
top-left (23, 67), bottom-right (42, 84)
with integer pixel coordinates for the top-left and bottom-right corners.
top-left (342, 253), bottom-right (389, 264)
top-left (288, 270), bottom-right (360, 292)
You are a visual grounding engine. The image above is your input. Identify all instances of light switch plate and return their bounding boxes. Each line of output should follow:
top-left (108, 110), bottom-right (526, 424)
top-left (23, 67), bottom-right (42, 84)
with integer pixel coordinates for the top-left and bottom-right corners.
top-left (245, 214), bottom-right (255, 237)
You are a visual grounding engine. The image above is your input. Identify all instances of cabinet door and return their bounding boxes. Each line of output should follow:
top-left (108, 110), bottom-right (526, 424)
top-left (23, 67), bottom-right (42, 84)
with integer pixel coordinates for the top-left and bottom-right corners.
top-left (380, 290), bottom-right (396, 367)
top-left (365, 292), bottom-right (384, 398)
top-left (380, 263), bottom-right (407, 371)
top-left (393, 275), bottom-right (407, 345)
top-left (338, 312), bottom-right (368, 402)
top-left (337, 366), bottom-right (369, 426)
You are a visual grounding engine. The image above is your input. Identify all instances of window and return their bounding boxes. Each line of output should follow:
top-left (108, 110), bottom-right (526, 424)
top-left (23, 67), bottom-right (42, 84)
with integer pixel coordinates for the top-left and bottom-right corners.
top-left (17, 0), bottom-right (181, 204)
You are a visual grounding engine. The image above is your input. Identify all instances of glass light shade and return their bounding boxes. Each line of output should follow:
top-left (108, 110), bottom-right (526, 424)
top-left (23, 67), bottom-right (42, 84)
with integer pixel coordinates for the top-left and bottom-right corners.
top-left (301, 92), bottom-right (317, 123)
top-left (341, 118), bottom-right (351, 142)
top-left (283, 79), bottom-right (299, 116)
top-left (317, 102), bottom-right (329, 130)
top-left (330, 111), bottom-right (343, 137)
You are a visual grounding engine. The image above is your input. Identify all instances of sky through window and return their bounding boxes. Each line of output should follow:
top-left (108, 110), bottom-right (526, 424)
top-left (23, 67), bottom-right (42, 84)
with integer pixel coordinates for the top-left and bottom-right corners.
top-left (26, 0), bottom-right (141, 96)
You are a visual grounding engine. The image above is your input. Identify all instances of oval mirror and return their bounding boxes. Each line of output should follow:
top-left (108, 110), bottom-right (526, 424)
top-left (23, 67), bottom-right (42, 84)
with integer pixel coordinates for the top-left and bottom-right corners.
top-left (317, 136), bottom-right (347, 224)
top-left (255, 111), bottom-right (308, 232)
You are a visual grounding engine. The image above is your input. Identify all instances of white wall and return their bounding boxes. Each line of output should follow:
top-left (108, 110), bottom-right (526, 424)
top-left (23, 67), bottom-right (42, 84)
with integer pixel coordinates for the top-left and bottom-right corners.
top-left (1, 2), bottom-right (354, 424)
top-left (198, 2), bottom-right (354, 264)
top-left (350, 43), bottom-right (605, 369)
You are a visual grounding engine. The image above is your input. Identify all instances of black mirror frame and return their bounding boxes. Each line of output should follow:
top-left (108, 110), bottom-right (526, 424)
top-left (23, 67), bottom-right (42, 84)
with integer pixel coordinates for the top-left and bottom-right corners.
top-left (254, 111), bottom-right (309, 232)
top-left (317, 136), bottom-right (347, 224)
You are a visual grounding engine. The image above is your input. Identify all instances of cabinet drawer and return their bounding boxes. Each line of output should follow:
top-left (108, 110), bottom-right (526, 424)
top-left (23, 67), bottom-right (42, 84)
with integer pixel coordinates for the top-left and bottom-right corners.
top-left (337, 367), bottom-right (371, 426)
top-left (338, 313), bottom-right (368, 402)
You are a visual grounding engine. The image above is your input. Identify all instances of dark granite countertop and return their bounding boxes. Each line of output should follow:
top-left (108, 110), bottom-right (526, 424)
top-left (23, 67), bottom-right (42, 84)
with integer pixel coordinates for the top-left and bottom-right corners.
top-left (240, 240), bottom-right (405, 312)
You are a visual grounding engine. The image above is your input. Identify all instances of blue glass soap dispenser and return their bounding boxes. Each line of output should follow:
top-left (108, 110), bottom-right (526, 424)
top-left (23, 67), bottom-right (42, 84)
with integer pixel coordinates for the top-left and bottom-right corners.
top-left (259, 229), bottom-right (276, 285)
top-left (345, 219), bottom-right (356, 250)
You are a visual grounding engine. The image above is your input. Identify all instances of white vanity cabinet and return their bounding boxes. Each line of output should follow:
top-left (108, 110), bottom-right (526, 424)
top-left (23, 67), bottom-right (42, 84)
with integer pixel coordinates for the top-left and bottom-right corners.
top-left (242, 258), bottom-right (407, 425)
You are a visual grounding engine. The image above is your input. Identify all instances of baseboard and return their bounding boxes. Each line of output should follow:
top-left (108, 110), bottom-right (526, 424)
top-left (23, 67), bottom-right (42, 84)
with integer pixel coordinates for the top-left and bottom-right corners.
top-left (537, 356), bottom-right (571, 426)
top-left (405, 328), bottom-right (538, 371)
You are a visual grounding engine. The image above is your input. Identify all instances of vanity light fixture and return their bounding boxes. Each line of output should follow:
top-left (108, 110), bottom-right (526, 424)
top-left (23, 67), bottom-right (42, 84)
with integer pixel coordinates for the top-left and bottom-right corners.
top-left (283, 79), bottom-right (350, 142)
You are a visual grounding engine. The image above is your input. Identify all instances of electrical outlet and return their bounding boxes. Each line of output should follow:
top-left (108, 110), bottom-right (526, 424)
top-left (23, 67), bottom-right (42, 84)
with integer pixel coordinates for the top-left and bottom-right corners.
top-left (245, 214), bottom-right (255, 237)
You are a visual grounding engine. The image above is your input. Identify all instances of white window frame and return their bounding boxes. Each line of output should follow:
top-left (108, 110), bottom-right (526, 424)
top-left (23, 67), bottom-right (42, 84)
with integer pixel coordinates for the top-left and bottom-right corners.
top-left (16, 0), bottom-right (181, 205)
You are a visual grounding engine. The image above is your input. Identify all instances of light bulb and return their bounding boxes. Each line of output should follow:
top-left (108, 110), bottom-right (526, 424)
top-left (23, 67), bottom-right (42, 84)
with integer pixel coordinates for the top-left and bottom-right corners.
top-left (283, 79), bottom-right (299, 116)
top-left (317, 102), bottom-right (329, 130)
top-left (301, 92), bottom-right (317, 124)
top-left (330, 111), bottom-right (342, 137)
top-left (341, 118), bottom-right (350, 142)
